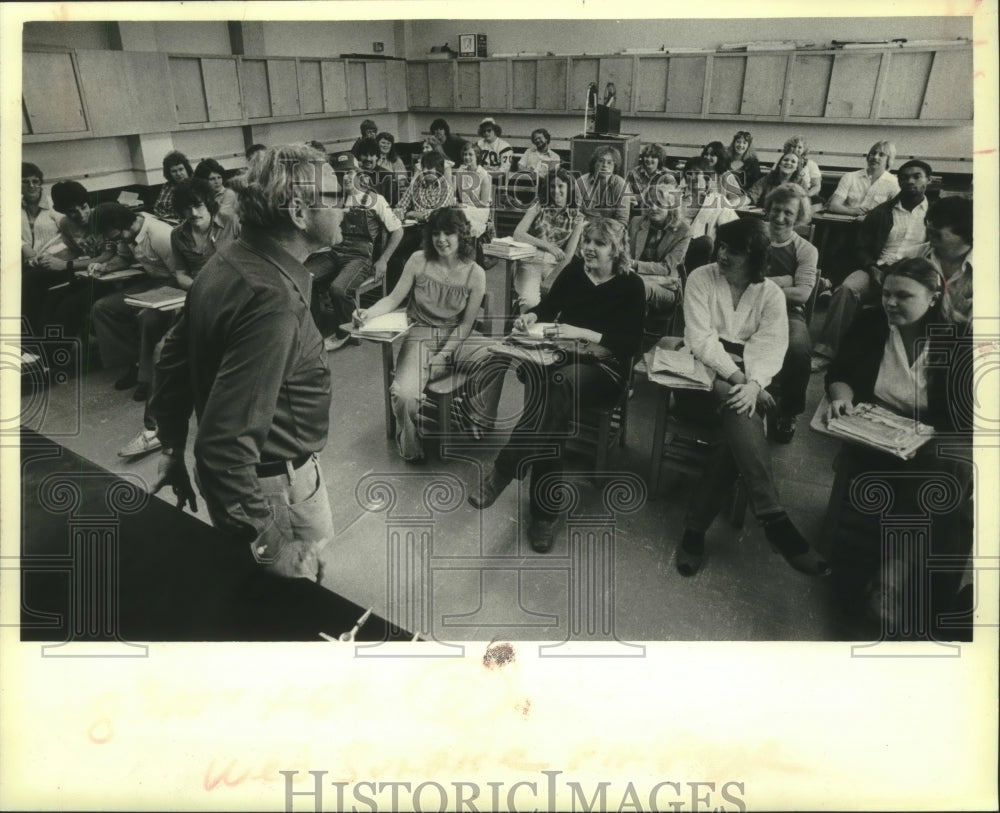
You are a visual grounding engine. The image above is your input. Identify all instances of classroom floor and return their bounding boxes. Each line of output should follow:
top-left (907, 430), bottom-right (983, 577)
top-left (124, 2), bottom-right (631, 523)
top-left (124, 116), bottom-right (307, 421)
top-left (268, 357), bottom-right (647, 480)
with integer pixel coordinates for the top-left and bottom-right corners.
top-left (18, 279), bottom-right (875, 642)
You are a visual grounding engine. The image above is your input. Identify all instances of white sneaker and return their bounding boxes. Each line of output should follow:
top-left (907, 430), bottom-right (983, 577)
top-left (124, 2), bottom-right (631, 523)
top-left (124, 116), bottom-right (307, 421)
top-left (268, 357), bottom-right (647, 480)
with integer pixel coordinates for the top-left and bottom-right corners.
top-left (323, 334), bottom-right (352, 352)
top-left (118, 428), bottom-right (162, 458)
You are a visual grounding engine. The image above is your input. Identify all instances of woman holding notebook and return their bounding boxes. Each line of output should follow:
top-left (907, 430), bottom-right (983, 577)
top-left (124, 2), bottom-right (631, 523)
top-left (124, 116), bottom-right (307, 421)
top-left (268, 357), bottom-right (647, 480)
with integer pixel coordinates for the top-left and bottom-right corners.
top-left (823, 256), bottom-right (973, 635)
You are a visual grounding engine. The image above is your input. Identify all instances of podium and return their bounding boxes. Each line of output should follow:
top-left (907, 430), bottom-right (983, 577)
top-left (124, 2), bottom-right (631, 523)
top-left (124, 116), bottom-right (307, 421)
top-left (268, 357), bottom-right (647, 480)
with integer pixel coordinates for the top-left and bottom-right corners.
top-left (570, 133), bottom-right (641, 178)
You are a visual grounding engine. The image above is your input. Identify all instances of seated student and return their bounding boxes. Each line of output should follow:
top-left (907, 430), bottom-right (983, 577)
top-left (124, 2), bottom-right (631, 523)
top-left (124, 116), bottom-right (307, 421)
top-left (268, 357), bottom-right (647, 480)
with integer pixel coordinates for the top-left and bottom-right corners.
top-left (21, 162), bottom-right (61, 265)
top-left (352, 208), bottom-right (498, 463)
top-left (681, 156), bottom-right (739, 270)
top-left (899, 196), bottom-right (973, 326)
top-left (89, 203), bottom-right (182, 398)
top-left (783, 135), bottom-right (823, 201)
top-left (476, 117), bottom-right (513, 174)
top-left (811, 159), bottom-right (932, 371)
top-left (430, 118), bottom-right (464, 165)
top-left (376, 131), bottom-right (409, 175)
top-left (452, 140), bottom-right (494, 257)
top-left (627, 179), bottom-right (691, 319)
top-left (576, 145), bottom-right (630, 227)
top-left (626, 142), bottom-right (675, 213)
top-left (825, 257), bottom-right (972, 634)
top-left (354, 137), bottom-right (398, 206)
top-left (29, 181), bottom-right (117, 339)
top-left (152, 151), bottom-right (193, 221)
top-left (759, 183), bottom-right (818, 444)
top-left (351, 119), bottom-right (378, 153)
top-left (308, 151), bottom-right (403, 352)
top-left (520, 128), bottom-right (562, 174)
top-left (701, 141), bottom-right (730, 174)
top-left (826, 140), bottom-right (900, 216)
top-left (750, 150), bottom-right (807, 207)
top-left (512, 167), bottom-right (586, 312)
top-left (194, 158), bottom-right (238, 216)
top-left (674, 217), bottom-right (829, 579)
top-left (388, 150), bottom-right (457, 291)
top-left (245, 143), bottom-right (267, 162)
top-left (468, 217), bottom-right (646, 552)
top-left (726, 130), bottom-right (762, 197)
top-left (119, 179), bottom-right (240, 458)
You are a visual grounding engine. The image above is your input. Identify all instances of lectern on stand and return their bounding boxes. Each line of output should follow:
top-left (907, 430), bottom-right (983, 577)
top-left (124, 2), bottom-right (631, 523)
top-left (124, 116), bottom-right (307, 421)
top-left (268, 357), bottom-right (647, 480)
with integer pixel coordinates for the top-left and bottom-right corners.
top-left (570, 133), bottom-right (641, 178)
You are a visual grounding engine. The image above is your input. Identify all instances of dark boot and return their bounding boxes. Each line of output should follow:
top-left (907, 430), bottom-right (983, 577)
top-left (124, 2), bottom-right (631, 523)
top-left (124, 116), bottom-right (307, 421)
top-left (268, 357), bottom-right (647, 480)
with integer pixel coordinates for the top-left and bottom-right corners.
top-left (468, 464), bottom-right (513, 509)
top-left (675, 529), bottom-right (706, 577)
top-left (762, 513), bottom-right (831, 577)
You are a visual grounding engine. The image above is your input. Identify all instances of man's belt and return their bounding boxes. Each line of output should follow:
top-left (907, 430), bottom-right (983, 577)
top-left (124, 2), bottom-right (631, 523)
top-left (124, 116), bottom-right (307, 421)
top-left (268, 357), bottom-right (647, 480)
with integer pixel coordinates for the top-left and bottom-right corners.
top-left (255, 454), bottom-right (311, 478)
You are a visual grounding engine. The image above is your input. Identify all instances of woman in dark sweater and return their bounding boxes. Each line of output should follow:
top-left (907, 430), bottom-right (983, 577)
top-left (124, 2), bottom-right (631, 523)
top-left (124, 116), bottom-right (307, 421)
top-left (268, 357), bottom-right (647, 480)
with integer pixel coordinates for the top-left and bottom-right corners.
top-left (824, 257), bottom-right (973, 634)
top-left (468, 217), bottom-right (646, 552)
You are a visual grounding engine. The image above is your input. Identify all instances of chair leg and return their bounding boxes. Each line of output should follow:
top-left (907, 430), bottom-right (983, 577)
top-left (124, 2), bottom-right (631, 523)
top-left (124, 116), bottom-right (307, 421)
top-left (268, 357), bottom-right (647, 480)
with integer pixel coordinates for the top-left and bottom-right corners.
top-left (595, 410), bottom-right (611, 471)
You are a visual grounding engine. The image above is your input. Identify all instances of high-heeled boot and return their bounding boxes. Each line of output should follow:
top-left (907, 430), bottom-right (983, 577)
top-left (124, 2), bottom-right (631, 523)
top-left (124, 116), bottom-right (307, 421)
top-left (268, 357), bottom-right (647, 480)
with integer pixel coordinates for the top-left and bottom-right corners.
top-left (762, 513), bottom-right (831, 577)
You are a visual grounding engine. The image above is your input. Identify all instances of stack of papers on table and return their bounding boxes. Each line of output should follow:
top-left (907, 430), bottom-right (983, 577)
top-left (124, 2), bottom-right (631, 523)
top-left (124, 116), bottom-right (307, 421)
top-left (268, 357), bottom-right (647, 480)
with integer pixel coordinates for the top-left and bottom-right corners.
top-left (809, 397), bottom-right (934, 460)
top-left (482, 238), bottom-right (536, 259)
top-left (123, 286), bottom-right (187, 310)
top-left (645, 345), bottom-right (714, 390)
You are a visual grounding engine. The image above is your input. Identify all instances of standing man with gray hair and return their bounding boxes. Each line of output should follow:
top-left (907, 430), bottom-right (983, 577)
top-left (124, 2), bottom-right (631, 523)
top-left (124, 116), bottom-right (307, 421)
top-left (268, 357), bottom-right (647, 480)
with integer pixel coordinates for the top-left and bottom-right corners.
top-left (148, 145), bottom-right (344, 581)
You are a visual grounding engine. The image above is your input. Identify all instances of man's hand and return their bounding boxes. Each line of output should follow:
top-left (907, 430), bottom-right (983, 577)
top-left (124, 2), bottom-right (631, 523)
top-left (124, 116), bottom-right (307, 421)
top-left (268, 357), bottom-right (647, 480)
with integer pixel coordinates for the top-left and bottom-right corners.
top-left (373, 258), bottom-right (388, 282)
top-left (149, 452), bottom-right (198, 512)
top-left (725, 381), bottom-right (762, 417)
top-left (87, 262), bottom-right (107, 275)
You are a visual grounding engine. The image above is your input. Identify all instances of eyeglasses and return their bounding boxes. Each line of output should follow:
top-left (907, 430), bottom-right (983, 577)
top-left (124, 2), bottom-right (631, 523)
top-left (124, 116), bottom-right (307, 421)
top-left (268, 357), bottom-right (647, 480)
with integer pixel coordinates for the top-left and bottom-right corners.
top-left (22, 178), bottom-right (43, 187)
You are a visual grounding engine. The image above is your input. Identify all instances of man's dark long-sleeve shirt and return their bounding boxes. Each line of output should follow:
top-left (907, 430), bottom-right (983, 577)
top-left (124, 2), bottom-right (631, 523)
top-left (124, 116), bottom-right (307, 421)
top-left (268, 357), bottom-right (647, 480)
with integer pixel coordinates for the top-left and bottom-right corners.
top-left (150, 230), bottom-right (331, 543)
top-left (529, 257), bottom-right (646, 369)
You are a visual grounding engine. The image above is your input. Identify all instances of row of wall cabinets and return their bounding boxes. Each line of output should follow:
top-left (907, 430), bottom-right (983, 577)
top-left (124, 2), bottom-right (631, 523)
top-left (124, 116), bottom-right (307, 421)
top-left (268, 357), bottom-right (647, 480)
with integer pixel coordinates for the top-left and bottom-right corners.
top-left (406, 44), bottom-right (973, 125)
top-left (22, 48), bottom-right (407, 141)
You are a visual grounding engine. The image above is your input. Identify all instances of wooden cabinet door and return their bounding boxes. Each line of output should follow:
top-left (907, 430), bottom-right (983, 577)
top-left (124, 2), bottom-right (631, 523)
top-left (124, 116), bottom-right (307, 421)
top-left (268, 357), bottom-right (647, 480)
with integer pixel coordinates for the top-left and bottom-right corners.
top-left (297, 60), bottom-right (323, 115)
top-left (536, 58), bottom-right (567, 110)
top-left (637, 57), bottom-right (668, 112)
top-left (241, 59), bottom-right (271, 118)
top-left (665, 56), bottom-right (706, 114)
top-left (479, 60), bottom-right (507, 110)
top-left (406, 62), bottom-right (429, 108)
top-left (787, 54), bottom-right (832, 118)
top-left (427, 62), bottom-right (455, 108)
top-left (347, 61), bottom-right (367, 112)
top-left (202, 58), bottom-right (243, 122)
top-left (512, 60), bottom-right (536, 109)
top-left (825, 52), bottom-right (881, 118)
top-left (170, 57), bottom-right (208, 124)
top-left (921, 48), bottom-right (973, 120)
top-left (23, 51), bottom-right (88, 134)
top-left (385, 60), bottom-right (407, 111)
top-left (741, 54), bottom-right (786, 116)
top-left (321, 61), bottom-right (348, 112)
top-left (365, 61), bottom-right (388, 110)
top-left (709, 55), bottom-right (745, 115)
top-left (268, 59), bottom-right (300, 117)
top-left (456, 62), bottom-right (480, 108)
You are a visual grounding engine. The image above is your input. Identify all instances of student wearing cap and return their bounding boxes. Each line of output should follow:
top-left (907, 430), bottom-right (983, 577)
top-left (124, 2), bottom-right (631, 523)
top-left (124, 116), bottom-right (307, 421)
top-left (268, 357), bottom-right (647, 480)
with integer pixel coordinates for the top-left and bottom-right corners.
top-left (476, 118), bottom-right (513, 174)
top-left (307, 151), bottom-right (403, 351)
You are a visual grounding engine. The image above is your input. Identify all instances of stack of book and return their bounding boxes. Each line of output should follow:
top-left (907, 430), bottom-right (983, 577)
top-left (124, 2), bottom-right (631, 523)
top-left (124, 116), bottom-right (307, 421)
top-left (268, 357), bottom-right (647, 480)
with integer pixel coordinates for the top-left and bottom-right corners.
top-left (643, 343), bottom-right (714, 391)
top-left (123, 286), bottom-right (187, 310)
top-left (482, 238), bottom-right (536, 260)
top-left (810, 397), bottom-right (935, 460)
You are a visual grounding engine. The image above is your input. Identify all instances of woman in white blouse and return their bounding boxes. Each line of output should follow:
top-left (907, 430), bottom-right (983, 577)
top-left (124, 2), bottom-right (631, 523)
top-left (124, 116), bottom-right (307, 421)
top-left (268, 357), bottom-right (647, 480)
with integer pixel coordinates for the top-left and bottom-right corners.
top-left (676, 217), bottom-right (829, 578)
top-left (824, 257), bottom-right (972, 633)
